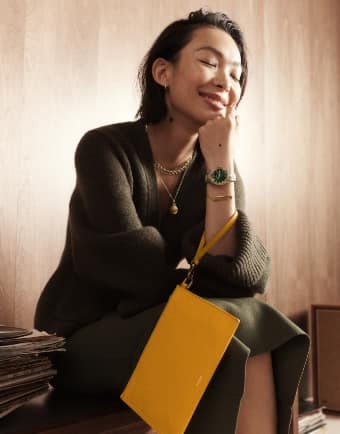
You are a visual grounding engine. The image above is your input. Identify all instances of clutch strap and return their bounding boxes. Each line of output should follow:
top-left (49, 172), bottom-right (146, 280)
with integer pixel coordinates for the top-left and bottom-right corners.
top-left (183, 210), bottom-right (239, 288)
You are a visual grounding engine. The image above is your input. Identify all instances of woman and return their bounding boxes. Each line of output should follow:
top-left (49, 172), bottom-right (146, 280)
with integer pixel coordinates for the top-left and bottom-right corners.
top-left (35, 9), bottom-right (309, 434)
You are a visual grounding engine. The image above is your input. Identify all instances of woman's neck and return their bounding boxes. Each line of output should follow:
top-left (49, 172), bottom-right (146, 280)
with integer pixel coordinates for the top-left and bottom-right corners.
top-left (146, 119), bottom-right (198, 168)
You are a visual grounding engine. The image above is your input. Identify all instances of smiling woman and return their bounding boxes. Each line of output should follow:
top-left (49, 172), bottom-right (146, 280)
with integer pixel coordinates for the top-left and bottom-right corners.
top-left (150, 26), bottom-right (242, 127)
top-left (34, 8), bottom-right (309, 434)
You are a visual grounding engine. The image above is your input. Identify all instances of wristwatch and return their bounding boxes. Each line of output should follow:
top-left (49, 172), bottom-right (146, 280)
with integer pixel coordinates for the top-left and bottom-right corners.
top-left (205, 167), bottom-right (237, 185)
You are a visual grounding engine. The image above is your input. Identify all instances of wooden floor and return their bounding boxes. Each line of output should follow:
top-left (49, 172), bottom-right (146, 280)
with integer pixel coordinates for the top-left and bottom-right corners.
top-left (325, 413), bottom-right (340, 433)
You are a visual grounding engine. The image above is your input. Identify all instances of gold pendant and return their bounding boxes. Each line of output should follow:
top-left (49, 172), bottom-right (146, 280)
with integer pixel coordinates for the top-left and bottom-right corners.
top-left (169, 201), bottom-right (179, 215)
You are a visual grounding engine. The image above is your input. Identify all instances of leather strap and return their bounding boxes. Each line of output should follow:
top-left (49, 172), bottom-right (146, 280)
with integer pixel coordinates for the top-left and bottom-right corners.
top-left (193, 210), bottom-right (239, 264)
top-left (183, 210), bottom-right (238, 288)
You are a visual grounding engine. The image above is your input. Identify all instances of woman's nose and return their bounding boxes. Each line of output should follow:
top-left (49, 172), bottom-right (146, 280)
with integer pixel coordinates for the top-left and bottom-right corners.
top-left (213, 72), bottom-right (232, 92)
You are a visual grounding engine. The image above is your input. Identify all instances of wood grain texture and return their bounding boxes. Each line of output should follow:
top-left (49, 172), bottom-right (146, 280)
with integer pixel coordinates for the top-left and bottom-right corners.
top-left (0, 1), bottom-right (339, 404)
top-left (261, 0), bottom-right (340, 320)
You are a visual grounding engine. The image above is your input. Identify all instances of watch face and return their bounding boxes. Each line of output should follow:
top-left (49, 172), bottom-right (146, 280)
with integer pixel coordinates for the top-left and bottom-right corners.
top-left (211, 168), bottom-right (228, 184)
top-left (206, 167), bottom-right (237, 185)
top-left (0, 325), bottom-right (32, 339)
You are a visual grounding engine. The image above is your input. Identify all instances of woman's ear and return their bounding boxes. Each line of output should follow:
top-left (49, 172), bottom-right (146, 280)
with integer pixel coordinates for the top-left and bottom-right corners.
top-left (152, 58), bottom-right (171, 87)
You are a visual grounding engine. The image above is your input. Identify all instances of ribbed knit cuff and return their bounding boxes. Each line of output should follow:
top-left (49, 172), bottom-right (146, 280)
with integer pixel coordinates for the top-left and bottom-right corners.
top-left (182, 210), bottom-right (271, 291)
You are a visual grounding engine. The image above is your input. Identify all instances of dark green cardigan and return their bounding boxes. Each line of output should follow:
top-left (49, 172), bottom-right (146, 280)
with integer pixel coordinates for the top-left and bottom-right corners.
top-left (35, 119), bottom-right (270, 336)
top-left (34, 119), bottom-right (309, 434)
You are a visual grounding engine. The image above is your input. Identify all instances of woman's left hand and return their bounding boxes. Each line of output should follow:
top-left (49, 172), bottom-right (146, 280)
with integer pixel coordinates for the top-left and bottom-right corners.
top-left (198, 104), bottom-right (240, 169)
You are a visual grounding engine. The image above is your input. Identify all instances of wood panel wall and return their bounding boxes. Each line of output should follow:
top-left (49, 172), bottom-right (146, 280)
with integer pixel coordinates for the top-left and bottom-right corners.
top-left (1, 0), bottom-right (339, 394)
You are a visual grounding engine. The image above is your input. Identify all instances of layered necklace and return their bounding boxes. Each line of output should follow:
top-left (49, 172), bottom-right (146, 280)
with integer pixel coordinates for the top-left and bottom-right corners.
top-left (154, 151), bottom-right (196, 215)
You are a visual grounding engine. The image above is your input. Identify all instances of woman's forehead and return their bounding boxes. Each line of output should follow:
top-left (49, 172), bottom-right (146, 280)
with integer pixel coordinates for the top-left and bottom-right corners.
top-left (183, 27), bottom-right (241, 62)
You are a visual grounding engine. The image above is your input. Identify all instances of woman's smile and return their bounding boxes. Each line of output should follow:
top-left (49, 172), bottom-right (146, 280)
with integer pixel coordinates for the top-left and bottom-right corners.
top-left (198, 91), bottom-right (227, 111)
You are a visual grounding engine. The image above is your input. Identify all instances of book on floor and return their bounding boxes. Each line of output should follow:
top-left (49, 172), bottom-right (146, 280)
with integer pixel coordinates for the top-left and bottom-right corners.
top-left (299, 399), bottom-right (327, 434)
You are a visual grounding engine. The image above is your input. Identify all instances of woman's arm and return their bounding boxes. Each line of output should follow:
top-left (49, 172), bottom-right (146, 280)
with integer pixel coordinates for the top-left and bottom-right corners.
top-left (70, 128), bottom-right (180, 303)
top-left (205, 166), bottom-right (237, 256)
top-left (181, 184), bottom-right (270, 298)
top-left (199, 105), bottom-right (239, 256)
top-left (181, 106), bottom-right (271, 297)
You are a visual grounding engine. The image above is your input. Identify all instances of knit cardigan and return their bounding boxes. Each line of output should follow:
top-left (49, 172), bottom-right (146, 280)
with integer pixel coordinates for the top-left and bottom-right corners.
top-left (34, 119), bottom-right (271, 337)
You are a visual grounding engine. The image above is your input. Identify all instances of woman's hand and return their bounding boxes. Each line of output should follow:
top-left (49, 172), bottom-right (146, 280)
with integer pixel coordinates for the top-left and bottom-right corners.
top-left (198, 104), bottom-right (239, 170)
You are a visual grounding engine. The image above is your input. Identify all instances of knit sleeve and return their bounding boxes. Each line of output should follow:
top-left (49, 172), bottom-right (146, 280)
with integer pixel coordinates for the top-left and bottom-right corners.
top-left (69, 129), bottom-right (178, 309)
top-left (180, 166), bottom-right (271, 297)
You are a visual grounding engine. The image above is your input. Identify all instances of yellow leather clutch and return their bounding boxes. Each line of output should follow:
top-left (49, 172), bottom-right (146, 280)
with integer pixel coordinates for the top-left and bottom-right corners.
top-left (120, 212), bottom-right (240, 434)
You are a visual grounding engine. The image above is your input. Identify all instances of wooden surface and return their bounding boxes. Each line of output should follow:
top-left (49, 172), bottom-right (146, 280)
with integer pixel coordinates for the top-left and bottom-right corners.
top-left (0, 388), bottom-right (297, 434)
top-left (311, 304), bottom-right (340, 411)
top-left (0, 389), bottom-right (152, 434)
top-left (1, 0), bottom-right (339, 401)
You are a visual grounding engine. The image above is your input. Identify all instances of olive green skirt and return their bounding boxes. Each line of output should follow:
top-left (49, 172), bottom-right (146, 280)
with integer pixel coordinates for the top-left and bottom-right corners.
top-left (51, 296), bottom-right (310, 434)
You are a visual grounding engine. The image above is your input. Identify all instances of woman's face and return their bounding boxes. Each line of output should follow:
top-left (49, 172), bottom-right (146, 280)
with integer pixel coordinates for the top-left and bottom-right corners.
top-left (165, 26), bottom-right (242, 127)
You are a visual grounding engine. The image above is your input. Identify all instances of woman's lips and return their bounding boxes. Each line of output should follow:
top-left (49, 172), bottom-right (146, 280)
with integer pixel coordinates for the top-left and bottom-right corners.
top-left (199, 92), bottom-right (227, 111)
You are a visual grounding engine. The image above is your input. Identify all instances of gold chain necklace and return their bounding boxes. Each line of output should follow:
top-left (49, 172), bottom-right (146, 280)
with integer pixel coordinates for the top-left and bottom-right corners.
top-left (154, 156), bottom-right (193, 176)
top-left (146, 123), bottom-right (194, 176)
top-left (157, 150), bottom-right (196, 215)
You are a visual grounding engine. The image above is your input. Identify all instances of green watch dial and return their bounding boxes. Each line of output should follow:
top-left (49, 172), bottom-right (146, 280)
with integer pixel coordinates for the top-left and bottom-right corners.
top-left (212, 168), bottom-right (227, 184)
top-left (205, 167), bottom-right (236, 185)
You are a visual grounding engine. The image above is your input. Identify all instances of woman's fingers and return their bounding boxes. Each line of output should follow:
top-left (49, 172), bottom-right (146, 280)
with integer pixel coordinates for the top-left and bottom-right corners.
top-left (225, 104), bottom-right (239, 130)
top-left (227, 86), bottom-right (240, 107)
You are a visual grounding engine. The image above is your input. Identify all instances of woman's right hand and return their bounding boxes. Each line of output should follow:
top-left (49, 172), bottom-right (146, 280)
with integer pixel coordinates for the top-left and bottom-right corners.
top-left (198, 102), bottom-right (240, 170)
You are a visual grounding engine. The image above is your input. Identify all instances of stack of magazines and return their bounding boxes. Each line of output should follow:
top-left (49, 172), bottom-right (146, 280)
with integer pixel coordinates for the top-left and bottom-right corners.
top-left (0, 325), bottom-right (65, 418)
top-left (299, 399), bottom-right (327, 433)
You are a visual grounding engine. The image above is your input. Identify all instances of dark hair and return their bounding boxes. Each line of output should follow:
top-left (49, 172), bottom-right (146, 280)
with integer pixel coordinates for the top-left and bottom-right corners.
top-left (136, 8), bottom-right (248, 124)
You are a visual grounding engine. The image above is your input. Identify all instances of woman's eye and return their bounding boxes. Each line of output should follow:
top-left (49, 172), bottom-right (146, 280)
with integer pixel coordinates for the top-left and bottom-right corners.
top-left (232, 75), bottom-right (241, 83)
top-left (200, 60), bottom-right (217, 68)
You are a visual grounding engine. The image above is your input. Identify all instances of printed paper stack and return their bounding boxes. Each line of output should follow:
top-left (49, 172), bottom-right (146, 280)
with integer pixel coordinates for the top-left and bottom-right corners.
top-left (0, 325), bottom-right (65, 418)
top-left (299, 400), bottom-right (327, 434)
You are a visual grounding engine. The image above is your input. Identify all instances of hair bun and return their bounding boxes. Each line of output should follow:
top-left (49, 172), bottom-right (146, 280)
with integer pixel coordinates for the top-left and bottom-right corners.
top-left (188, 8), bottom-right (211, 20)
top-left (188, 8), bottom-right (229, 23)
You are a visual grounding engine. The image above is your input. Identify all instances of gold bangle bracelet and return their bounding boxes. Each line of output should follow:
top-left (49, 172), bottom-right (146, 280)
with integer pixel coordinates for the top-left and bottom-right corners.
top-left (207, 194), bottom-right (233, 202)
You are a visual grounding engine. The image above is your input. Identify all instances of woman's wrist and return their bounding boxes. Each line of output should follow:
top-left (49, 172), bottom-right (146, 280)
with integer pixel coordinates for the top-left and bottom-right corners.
top-left (206, 181), bottom-right (235, 195)
top-left (204, 157), bottom-right (234, 172)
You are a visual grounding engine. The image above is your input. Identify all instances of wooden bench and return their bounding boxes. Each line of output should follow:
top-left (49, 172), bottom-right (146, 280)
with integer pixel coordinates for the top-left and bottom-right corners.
top-left (0, 388), bottom-right (298, 434)
top-left (0, 388), bottom-right (154, 434)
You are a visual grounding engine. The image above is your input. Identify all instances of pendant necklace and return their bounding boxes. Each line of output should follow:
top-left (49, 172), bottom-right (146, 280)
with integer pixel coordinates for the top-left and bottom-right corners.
top-left (155, 150), bottom-right (196, 215)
